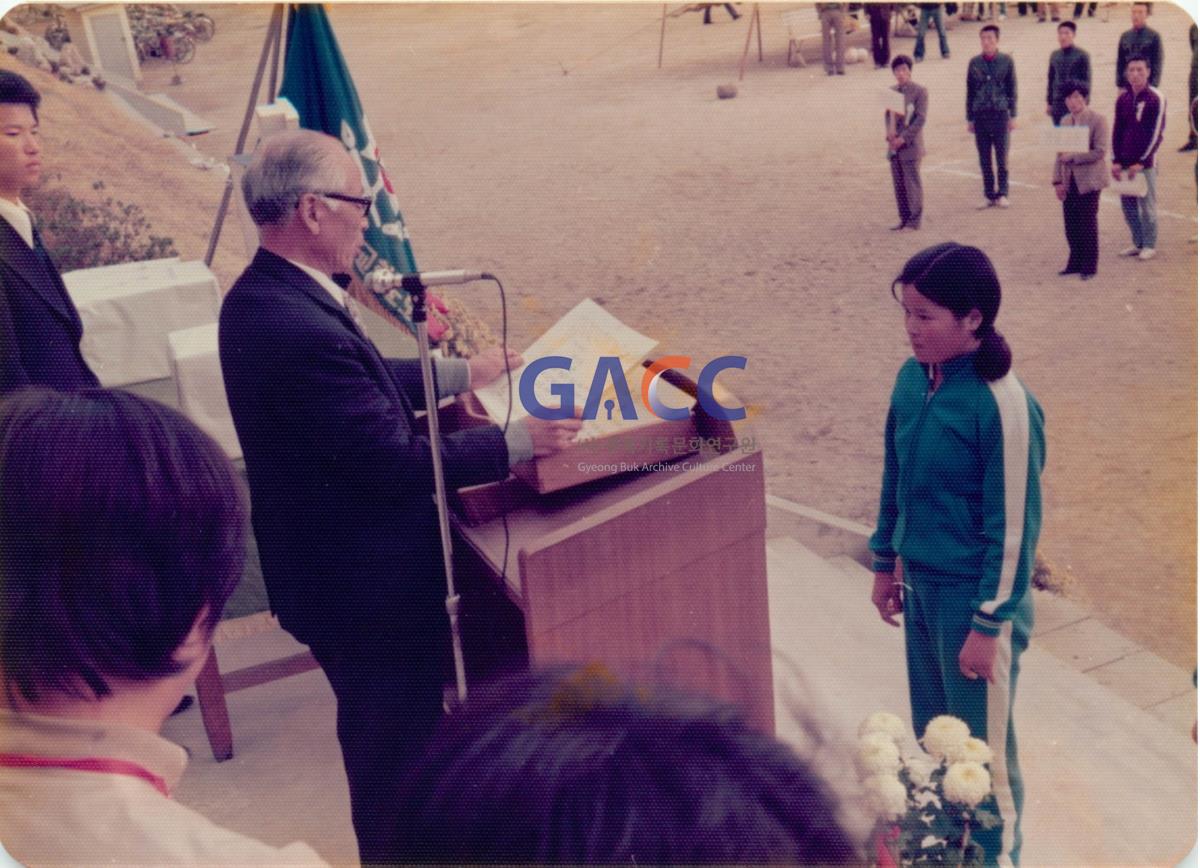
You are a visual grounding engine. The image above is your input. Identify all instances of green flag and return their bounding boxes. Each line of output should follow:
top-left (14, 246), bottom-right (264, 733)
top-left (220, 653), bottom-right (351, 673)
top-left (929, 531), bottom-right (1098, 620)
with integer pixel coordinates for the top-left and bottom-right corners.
top-left (279, 4), bottom-right (423, 334)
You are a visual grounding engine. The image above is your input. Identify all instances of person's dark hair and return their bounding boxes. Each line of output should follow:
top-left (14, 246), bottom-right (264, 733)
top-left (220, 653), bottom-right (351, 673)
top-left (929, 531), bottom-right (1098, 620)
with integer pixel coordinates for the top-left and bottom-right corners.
top-left (0, 388), bottom-right (248, 703)
top-left (1125, 52), bottom-right (1150, 70)
top-left (892, 242), bottom-right (1012, 381)
top-left (980, 23), bottom-right (1000, 37)
top-left (892, 54), bottom-right (914, 71)
top-left (0, 70), bottom-right (40, 121)
top-left (1057, 19), bottom-right (1077, 33)
top-left (391, 665), bottom-right (860, 864)
top-left (1063, 78), bottom-right (1089, 100)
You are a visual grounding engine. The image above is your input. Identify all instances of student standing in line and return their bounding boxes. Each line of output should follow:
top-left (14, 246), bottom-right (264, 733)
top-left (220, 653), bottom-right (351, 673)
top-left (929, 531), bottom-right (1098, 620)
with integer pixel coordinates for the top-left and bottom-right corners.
top-left (1052, 80), bottom-right (1108, 280)
top-left (870, 242), bottom-right (1045, 868)
top-left (1046, 20), bottom-right (1090, 126)
top-left (967, 25), bottom-right (1018, 208)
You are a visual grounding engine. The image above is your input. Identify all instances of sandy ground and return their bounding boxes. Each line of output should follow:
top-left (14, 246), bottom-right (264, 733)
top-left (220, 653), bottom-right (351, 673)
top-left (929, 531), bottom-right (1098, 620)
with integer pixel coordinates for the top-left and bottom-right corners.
top-left (4, 2), bottom-right (1196, 669)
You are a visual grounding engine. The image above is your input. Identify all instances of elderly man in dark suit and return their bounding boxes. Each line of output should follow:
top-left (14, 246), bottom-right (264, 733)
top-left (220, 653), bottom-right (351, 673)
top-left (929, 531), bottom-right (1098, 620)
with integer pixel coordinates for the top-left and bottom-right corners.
top-left (219, 129), bottom-right (579, 864)
top-left (0, 70), bottom-right (98, 395)
top-left (1052, 79), bottom-right (1108, 279)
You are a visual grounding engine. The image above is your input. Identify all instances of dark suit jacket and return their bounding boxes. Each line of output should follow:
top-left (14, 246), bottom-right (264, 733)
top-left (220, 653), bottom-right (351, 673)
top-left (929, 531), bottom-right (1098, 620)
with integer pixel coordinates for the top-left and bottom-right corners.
top-left (219, 249), bottom-right (510, 648)
top-left (0, 219), bottom-right (99, 395)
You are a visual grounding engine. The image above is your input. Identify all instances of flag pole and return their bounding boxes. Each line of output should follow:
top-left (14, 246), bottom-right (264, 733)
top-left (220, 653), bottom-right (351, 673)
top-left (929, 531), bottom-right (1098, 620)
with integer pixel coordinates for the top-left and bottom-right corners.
top-left (204, 4), bottom-right (285, 267)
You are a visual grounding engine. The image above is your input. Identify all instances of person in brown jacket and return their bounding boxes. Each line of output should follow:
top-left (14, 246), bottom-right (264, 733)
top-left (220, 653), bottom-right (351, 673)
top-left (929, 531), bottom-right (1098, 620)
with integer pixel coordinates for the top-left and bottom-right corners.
top-left (886, 55), bottom-right (928, 230)
top-left (1052, 79), bottom-right (1108, 279)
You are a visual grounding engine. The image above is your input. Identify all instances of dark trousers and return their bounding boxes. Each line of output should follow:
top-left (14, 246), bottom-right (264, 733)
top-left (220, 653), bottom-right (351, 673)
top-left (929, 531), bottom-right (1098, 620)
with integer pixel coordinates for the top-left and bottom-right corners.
top-left (868, 6), bottom-right (891, 66)
top-left (308, 638), bottom-right (449, 865)
top-left (890, 156), bottom-right (923, 227)
top-left (1062, 177), bottom-right (1100, 275)
top-left (974, 112), bottom-right (1010, 199)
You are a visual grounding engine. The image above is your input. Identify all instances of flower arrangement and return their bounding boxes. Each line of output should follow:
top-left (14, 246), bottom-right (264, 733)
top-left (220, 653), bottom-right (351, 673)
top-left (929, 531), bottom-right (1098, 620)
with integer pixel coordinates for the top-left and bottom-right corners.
top-left (857, 712), bottom-right (1001, 866)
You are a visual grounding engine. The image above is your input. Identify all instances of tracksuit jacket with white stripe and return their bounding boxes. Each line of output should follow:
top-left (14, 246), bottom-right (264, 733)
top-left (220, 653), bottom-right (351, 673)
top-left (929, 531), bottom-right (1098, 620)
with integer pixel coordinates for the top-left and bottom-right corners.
top-left (1112, 85), bottom-right (1166, 170)
top-left (869, 351), bottom-right (1046, 636)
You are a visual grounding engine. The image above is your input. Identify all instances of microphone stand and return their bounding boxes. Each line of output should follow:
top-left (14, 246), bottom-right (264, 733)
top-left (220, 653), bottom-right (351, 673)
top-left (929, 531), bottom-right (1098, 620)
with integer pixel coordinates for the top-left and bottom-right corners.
top-left (405, 276), bottom-right (469, 706)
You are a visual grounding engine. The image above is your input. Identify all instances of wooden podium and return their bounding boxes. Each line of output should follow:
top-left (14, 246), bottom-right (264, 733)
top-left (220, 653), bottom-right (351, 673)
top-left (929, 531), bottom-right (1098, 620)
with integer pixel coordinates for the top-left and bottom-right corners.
top-left (453, 449), bottom-right (775, 733)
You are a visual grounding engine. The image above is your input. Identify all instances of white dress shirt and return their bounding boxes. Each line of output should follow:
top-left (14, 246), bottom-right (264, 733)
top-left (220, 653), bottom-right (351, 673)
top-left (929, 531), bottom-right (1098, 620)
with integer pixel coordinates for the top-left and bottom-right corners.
top-left (0, 197), bottom-right (35, 248)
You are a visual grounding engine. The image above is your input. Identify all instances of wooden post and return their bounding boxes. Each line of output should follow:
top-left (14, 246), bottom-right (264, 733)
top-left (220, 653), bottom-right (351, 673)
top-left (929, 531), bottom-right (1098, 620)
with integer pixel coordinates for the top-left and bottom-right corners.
top-left (204, 4), bottom-right (284, 267)
top-left (658, 4), bottom-right (667, 69)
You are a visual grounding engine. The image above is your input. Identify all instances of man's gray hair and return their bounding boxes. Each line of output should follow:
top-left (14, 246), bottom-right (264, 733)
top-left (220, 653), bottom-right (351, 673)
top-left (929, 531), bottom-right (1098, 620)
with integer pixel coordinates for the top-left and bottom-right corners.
top-left (241, 130), bottom-right (352, 227)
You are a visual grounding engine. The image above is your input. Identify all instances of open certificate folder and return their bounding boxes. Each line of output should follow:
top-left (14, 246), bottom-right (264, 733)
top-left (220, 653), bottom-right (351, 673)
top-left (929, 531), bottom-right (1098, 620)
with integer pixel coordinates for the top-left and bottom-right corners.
top-left (1110, 171), bottom-right (1150, 197)
top-left (471, 298), bottom-right (701, 493)
top-left (475, 299), bottom-right (662, 441)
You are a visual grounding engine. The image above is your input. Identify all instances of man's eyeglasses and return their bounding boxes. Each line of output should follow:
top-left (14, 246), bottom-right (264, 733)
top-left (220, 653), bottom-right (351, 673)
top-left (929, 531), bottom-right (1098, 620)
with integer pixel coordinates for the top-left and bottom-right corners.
top-left (312, 192), bottom-right (373, 217)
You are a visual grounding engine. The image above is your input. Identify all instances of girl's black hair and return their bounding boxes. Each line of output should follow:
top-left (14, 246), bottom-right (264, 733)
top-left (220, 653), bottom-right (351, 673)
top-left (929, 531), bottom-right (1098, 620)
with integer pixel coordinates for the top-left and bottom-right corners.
top-left (892, 242), bottom-right (1012, 381)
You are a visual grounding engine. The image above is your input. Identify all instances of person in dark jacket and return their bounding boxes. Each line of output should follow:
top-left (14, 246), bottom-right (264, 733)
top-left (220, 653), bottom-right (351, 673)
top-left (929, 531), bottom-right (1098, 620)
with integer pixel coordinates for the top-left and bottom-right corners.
top-left (0, 70), bottom-right (99, 395)
top-left (1046, 20), bottom-right (1090, 125)
top-left (219, 129), bottom-right (580, 864)
top-left (967, 25), bottom-right (1018, 208)
top-left (867, 3), bottom-right (894, 68)
top-left (1111, 54), bottom-right (1166, 260)
top-left (1115, 2), bottom-right (1163, 89)
top-left (1180, 22), bottom-right (1196, 151)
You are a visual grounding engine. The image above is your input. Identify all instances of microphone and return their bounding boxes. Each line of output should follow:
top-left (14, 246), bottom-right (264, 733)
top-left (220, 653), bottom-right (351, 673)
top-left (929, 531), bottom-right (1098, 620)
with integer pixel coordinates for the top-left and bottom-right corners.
top-left (364, 268), bottom-right (493, 293)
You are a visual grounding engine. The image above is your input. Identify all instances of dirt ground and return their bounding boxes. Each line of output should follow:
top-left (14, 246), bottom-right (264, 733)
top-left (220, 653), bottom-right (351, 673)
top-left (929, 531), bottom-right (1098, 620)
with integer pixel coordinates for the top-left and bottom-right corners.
top-left (5, 2), bottom-right (1196, 668)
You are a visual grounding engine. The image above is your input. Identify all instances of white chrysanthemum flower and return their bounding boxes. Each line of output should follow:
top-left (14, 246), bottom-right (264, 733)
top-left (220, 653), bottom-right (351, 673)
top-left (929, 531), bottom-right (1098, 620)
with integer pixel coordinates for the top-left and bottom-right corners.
top-left (921, 715), bottom-right (970, 761)
top-left (904, 754), bottom-right (938, 787)
top-left (863, 774), bottom-right (909, 819)
top-left (943, 761), bottom-right (993, 807)
top-left (858, 711), bottom-right (908, 743)
top-left (857, 732), bottom-right (903, 777)
top-left (921, 835), bottom-right (947, 850)
top-left (914, 789), bottom-right (942, 810)
top-left (951, 736), bottom-right (994, 765)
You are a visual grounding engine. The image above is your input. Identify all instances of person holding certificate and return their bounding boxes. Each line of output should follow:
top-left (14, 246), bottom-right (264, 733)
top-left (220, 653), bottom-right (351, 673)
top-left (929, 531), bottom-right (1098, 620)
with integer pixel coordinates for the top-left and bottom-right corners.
top-left (1052, 80), bottom-right (1108, 280)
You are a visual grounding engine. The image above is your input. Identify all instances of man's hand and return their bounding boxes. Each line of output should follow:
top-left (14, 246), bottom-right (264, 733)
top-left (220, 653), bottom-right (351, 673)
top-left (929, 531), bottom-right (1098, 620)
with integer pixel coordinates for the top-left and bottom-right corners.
top-left (1045, 104), bottom-right (1053, 116)
top-left (1007, 118), bottom-right (1016, 132)
top-left (871, 572), bottom-right (903, 627)
top-left (888, 135), bottom-right (905, 150)
top-left (958, 630), bottom-right (998, 682)
top-left (1054, 182), bottom-right (1067, 201)
top-left (468, 347), bottom-right (523, 389)
top-left (1111, 162), bottom-right (1124, 180)
top-left (1128, 162), bottom-right (1143, 177)
top-left (522, 414), bottom-right (583, 457)
top-left (967, 122), bottom-right (975, 134)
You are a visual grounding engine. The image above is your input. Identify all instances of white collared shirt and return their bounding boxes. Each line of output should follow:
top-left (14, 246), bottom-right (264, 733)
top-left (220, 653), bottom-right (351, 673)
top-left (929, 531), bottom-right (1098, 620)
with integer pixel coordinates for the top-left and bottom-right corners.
top-left (0, 197), bottom-right (34, 248)
top-left (285, 257), bottom-right (348, 309)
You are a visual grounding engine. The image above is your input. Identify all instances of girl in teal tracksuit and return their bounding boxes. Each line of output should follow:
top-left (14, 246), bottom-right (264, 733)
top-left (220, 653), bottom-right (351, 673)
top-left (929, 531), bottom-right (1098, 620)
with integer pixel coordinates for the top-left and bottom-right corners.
top-left (870, 243), bottom-right (1045, 867)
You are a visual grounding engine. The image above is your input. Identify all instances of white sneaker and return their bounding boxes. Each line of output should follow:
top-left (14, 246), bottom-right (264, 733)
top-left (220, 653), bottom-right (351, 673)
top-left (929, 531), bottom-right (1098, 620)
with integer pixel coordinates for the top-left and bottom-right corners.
top-left (996, 195), bottom-right (1010, 208)
top-left (1118, 246), bottom-right (1141, 257)
top-left (977, 199), bottom-right (996, 210)
top-left (1138, 247), bottom-right (1157, 260)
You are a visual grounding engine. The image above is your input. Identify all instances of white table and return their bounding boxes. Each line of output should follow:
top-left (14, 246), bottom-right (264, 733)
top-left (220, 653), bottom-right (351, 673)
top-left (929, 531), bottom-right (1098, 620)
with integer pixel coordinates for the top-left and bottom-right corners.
top-left (168, 322), bottom-right (242, 460)
top-left (64, 258), bottom-right (221, 386)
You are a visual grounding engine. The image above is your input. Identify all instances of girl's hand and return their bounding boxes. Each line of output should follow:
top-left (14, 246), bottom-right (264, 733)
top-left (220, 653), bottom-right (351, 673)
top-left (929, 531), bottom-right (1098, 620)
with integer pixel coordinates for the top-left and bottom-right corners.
top-left (958, 630), bottom-right (998, 682)
top-left (871, 572), bottom-right (903, 627)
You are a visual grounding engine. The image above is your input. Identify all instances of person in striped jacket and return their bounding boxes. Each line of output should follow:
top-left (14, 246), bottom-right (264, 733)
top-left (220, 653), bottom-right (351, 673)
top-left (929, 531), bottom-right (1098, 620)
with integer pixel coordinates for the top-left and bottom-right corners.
top-left (1112, 53), bottom-right (1166, 261)
top-left (870, 243), bottom-right (1045, 867)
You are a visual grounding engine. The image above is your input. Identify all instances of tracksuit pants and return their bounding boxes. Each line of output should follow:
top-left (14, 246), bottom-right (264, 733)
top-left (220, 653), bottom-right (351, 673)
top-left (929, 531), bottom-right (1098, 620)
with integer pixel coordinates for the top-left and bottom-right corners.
top-left (904, 562), bottom-right (1033, 867)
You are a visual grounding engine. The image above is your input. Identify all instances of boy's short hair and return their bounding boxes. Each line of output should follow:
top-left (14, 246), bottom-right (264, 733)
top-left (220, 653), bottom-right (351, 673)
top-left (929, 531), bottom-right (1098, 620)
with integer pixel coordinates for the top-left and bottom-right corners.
top-left (1057, 19), bottom-right (1077, 33)
top-left (0, 70), bottom-right (41, 120)
top-left (892, 54), bottom-right (914, 71)
top-left (0, 388), bottom-right (248, 703)
top-left (391, 665), bottom-right (860, 864)
top-left (980, 23), bottom-right (1001, 37)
